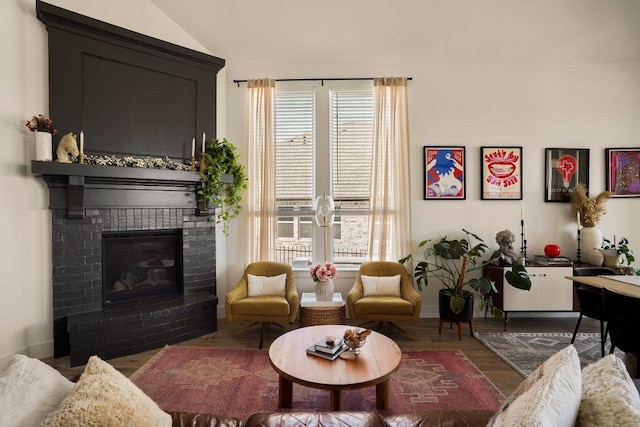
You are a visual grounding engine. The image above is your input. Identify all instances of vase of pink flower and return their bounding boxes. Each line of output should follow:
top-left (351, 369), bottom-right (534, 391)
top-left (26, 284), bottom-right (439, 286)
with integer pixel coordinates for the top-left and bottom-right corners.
top-left (310, 262), bottom-right (337, 301)
top-left (25, 115), bottom-right (58, 162)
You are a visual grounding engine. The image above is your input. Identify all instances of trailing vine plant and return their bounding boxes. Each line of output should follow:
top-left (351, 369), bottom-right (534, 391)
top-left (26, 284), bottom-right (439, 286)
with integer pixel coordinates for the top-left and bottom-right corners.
top-left (198, 138), bottom-right (248, 236)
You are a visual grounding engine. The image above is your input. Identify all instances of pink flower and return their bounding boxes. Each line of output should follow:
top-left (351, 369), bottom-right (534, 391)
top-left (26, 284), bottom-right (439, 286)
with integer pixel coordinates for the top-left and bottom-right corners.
top-left (309, 262), bottom-right (338, 282)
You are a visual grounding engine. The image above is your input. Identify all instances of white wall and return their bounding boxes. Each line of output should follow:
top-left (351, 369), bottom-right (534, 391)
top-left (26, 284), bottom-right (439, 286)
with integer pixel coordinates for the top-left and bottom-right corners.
top-left (0, 0), bottom-right (217, 370)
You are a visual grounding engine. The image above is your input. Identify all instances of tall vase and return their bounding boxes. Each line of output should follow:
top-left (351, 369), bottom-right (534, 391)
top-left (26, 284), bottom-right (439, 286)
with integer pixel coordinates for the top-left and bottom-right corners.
top-left (315, 278), bottom-right (334, 301)
top-left (581, 227), bottom-right (604, 266)
top-left (35, 131), bottom-right (53, 161)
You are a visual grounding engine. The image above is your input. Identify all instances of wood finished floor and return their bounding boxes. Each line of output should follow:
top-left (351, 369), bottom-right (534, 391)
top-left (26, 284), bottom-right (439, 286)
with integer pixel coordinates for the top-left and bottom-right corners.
top-left (42, 315), bottom-right (596, 397)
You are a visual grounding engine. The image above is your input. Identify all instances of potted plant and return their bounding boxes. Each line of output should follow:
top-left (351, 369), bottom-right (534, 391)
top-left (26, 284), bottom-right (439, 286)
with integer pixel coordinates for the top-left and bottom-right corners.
top-left (571, 184), bottom-right (611, 266)
top-left (198, 137), bottom-right (248, 236)
top-left (399, 229), bottom-right (531, 321)
top-left (25, 114), bottom-right (58, 161)
top-left (601, 236), bottom-right (635, 268)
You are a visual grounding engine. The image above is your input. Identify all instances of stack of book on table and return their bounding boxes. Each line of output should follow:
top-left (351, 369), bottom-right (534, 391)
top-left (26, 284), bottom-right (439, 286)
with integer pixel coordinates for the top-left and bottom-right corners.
top-left (306, 336), bottom-right (347, 360)
top-left (533, 255), bottom-right (573, 266)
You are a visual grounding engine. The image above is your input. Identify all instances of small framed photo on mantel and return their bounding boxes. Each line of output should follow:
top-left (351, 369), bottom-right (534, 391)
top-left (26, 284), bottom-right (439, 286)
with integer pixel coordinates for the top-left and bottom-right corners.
top-left (544, 148), bottom-right (590, 203)
top-left (423, 146), bottom-right (466, 200)
top-left (480, 146), bottom-right (523, 200)
top-left (606, 148), bottom-right (640, 198)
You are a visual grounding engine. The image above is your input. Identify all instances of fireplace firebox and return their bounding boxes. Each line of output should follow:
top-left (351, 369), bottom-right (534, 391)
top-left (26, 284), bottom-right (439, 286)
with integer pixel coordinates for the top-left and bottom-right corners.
top-left (102, 230), bottom-right (183, 305)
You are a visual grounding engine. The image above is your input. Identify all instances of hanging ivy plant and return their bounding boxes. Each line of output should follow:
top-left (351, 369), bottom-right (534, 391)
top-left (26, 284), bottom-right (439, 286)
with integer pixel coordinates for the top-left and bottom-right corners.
top-left (198, 138), bottom-right (248, 236)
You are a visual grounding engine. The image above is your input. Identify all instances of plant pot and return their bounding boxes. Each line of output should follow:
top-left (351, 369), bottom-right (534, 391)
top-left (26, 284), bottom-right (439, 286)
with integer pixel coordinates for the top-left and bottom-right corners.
top-left (438, 289), bottom-right (474, 322)
top-left (602, 249), bottom-right (620, 268)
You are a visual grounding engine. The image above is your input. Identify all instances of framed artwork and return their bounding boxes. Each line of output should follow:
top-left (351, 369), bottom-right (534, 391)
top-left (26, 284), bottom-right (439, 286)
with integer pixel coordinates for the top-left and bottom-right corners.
top-left (423, 146), bottom-right (466, 200)
top-left (480, 146), bottom-right (522, 200)
top-left (605, 148), bottom-right (640, 198)
top-left (544, 148), bottom-right (590, 202)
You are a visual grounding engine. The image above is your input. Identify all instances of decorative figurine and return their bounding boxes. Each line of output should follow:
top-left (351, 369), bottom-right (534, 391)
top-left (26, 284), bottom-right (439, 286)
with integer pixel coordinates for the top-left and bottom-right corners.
top-left (495, 229), bottom-right (518, 265)
top-left (55, 132), bottom-right (79, 163)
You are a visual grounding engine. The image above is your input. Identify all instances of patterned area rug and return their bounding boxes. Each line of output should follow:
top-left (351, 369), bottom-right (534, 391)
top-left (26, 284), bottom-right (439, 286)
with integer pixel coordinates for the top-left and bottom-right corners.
top-left (475, 332), bottom-right (624, 377)
top-left (130, 346), bottom-right (505, 419)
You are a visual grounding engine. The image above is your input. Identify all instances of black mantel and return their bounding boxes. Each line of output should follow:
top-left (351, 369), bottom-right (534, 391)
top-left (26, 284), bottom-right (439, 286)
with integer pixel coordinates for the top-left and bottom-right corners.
top-left (32, 161), bottom-right (202, 218)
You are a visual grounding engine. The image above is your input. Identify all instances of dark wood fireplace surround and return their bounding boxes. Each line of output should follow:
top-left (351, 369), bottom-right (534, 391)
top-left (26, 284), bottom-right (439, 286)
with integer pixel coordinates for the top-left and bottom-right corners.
top-left (33, 1), bottom-right (225, 366)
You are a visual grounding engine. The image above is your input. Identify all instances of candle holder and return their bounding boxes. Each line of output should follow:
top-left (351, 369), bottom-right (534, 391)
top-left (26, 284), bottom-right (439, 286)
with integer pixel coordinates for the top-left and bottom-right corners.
top-left (190, 155), bottom-right (196, 171)
top-left (576, 229), bottom-right (582, 263)
top-left (79, 153), bottom-right (85, 164)
top-left (199, 152), bottom-right (206, 173)
top-left (520, 219), bottom-right (527, 265)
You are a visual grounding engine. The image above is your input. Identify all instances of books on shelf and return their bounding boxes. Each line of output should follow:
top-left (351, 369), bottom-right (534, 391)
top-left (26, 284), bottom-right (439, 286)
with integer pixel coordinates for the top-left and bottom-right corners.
top-left (314, 337), bottom-right (344, 354)
top-left (533, 255), bottom-right (573, 266)
top-left (306, 343), bottom-right (348, 361)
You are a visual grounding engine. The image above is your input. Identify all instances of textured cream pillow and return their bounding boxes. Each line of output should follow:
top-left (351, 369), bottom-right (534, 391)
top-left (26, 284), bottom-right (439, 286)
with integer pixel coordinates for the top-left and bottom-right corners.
top-left (41, 355), bottom-right (171, 427)
top-left (577, 354), bottom-right (640, 427)
top-left (489, 345), bottom-right (582, 427)
top-left (361, 274), bottom-right (402, 297)
top-left (0, 354), bottom-right (74, 427)
top-left (247, 273), bottom-right (287, 297)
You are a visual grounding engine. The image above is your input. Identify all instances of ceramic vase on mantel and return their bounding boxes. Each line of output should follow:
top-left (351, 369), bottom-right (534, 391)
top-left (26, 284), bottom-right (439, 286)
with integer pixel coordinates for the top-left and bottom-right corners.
top-left (34, 131), bottom-right (53, 161)
top-left (581, 226), bottom-right (605, 266)
top-left (315, 278), bottom-right (334, 301)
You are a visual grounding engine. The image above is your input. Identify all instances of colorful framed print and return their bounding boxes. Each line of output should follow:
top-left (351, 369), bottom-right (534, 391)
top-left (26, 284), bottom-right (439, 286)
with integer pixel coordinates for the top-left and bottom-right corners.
top-left (423, 146), bottom-right (465, 200)
top-left (605, 148), bottom-right (640, 198)
top-left (544, 148), bottom-right (590, 202)
top-left (480, 146), bottom-right (523, 200)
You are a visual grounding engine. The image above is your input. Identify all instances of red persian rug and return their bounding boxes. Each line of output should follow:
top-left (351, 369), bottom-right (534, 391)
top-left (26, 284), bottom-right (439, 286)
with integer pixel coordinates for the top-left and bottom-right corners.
top-left (130, 346), bottom-right (504, 419)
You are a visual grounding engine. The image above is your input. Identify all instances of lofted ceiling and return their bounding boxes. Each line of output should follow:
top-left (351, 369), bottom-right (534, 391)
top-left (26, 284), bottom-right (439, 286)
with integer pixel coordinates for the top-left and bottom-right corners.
top-left (150, 0), bottom-right (640, 64)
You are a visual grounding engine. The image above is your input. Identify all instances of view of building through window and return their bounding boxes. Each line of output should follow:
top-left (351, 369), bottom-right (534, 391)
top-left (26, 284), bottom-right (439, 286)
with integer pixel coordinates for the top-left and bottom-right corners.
top-left (274, 88), bottom-right (373, 265)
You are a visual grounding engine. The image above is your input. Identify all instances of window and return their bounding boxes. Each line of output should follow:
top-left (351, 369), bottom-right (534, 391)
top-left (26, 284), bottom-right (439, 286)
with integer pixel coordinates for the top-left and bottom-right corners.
top-left (274, 84), bottom-right (373, 265)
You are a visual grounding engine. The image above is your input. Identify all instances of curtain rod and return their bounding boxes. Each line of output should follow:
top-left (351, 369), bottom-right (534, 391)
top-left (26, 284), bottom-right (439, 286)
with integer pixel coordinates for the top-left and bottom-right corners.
top-left (232, 77), bottom-right (413, 87)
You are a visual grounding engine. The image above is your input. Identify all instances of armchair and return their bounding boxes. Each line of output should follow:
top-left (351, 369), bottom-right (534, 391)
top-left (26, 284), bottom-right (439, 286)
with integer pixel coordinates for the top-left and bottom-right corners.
top-left (225, 261), bottom-right (299, 349)
top-left (347, 261), bottom-right (422, 340)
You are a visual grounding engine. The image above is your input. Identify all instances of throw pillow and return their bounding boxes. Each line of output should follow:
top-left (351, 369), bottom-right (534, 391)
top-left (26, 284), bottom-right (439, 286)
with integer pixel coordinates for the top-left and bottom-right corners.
top-left (361, 274), bottom-right (402, 297)
top-left (247, 273), bottom-right (287, 297)
top-left (0, 354), bottom-right (75, 427)
top-left (41, 355), bottom-right (171, 427)
top-left (577, 354), bottom-right (640, 427)
top-left (488, 345), bottom-right (582, 427)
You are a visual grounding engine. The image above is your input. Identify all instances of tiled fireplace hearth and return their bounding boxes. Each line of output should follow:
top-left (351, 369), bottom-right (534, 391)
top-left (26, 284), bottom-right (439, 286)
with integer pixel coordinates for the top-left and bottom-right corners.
top-left (34, 162), bottom-right (218, 366)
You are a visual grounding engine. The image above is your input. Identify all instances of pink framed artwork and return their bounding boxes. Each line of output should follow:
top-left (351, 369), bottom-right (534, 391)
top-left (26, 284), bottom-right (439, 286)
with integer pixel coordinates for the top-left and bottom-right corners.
top-left (481, 146), bottom-right (523, 200)
top-left (606, 148), bottom-right (640, 198)
top-left (423, 146), bottom-right (465, 200)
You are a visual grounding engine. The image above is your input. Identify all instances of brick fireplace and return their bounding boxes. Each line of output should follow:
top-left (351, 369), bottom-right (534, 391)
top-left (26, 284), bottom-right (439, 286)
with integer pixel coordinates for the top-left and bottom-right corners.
top-left (34, 162), bottom-right (218, 366)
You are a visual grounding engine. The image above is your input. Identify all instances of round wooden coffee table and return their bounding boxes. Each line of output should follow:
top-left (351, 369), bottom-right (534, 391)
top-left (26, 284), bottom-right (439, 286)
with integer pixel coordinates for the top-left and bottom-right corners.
top-left (268, 324), bottom-right (402, 411)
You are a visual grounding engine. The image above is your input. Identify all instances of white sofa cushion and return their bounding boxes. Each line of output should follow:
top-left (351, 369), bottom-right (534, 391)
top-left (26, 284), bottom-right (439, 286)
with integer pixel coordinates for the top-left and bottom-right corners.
top-left (0, 354), bottom-right (75, 427)
top-left (247, 273), bottom-right (287, 297)
top-left (577, 354), bottom-right (640, 427)
top-left (488, 345), bottom-right (582, 427)
top-left (361, 274), bottom-right (401, 297)
top-left (41, 355), bottom-right (171, 427)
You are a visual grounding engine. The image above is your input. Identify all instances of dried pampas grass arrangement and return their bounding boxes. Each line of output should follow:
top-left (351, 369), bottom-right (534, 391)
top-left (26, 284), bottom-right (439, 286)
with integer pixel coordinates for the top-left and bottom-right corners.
top-left (571, 184), bottom-right (611, 227)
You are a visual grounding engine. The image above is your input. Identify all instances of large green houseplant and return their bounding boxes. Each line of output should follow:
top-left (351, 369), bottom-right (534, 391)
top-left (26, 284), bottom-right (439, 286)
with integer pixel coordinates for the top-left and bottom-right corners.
top-left (198, 138), bottom-right (248, 236)
top-left (399, 229), bottom-right (531, 318)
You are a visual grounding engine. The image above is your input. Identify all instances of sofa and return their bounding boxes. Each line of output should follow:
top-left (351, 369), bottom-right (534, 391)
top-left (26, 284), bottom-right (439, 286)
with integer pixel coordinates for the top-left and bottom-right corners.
top-left (2, 345), bottom-right (639, 427)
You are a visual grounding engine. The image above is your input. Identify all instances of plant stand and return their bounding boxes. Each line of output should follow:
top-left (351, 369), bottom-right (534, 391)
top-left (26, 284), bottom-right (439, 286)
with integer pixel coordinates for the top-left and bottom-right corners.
top-left (438, 318), bottom-right (473, 341)
top-left (438, 290), bottom-right (474, 341)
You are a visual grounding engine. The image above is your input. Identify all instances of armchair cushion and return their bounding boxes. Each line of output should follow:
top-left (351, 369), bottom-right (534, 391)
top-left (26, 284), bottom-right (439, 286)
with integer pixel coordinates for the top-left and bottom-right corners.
top-left (354, 296), bottom-right (415, 315)
top-left (247, 273), bottom-right (287, 297)
top-left (361, 274), bottom-right (401, 297)
top-left (230, 296), bottom-right (292, 316)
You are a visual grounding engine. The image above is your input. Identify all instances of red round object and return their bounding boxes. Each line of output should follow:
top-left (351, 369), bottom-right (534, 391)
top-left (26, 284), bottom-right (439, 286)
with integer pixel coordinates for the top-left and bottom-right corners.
top-left (544, 244), bottom-right (561, 257)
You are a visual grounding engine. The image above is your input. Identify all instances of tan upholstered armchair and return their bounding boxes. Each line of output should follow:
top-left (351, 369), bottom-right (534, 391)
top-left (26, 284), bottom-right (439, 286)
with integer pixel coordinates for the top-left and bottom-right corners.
top-left (347, 261), bottom-right (422, 340)
top-left (225, 261), bottom-right (299, 348)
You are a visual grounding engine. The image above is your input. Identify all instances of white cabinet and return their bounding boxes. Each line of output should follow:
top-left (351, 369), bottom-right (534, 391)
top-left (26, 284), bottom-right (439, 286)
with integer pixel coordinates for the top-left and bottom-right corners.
top-left (501, 266), bottom-right (574, 311)
top-left (483, 265), bottom-right (574, 329)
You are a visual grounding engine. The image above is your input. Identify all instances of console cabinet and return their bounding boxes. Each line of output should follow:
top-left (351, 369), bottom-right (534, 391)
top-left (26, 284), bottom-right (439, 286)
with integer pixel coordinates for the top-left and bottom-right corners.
top-left (483, 264), bottom-right (574, 330)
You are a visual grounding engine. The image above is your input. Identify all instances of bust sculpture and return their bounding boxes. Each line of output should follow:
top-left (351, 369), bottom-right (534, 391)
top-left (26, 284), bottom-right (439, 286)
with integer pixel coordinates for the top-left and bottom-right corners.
top-left (495, 229), bottom-right (518, 265)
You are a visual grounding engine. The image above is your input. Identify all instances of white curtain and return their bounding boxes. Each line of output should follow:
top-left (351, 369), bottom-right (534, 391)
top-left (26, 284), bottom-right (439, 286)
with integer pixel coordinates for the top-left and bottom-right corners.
top-left (246, 79), bottom-right (276, 263)
top-left (369, 77), bottom-right (412, 261)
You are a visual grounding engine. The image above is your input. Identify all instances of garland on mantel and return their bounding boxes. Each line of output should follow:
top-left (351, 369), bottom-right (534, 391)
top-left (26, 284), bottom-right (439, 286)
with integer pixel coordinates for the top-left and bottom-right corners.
top-left (71, 154), bottom-right (191, 171)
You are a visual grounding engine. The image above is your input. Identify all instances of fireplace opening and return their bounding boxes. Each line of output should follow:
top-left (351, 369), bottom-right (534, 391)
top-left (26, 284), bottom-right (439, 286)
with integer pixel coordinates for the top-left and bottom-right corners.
top-left (102, 229), bottom-right (183, 305)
